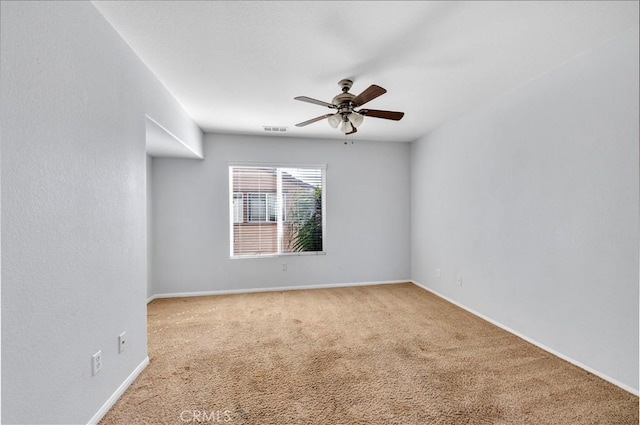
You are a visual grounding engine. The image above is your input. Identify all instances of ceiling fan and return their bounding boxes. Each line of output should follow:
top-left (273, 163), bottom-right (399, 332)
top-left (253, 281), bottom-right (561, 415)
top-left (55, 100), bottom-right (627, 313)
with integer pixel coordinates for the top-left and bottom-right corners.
top-left (294, 79), bottom-right (404, 135)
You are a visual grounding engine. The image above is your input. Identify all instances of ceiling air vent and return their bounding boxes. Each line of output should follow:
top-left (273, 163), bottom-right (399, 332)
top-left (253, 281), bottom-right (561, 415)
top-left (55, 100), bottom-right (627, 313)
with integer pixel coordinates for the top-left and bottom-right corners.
top-left (263, 126), bottom-right (288, 132)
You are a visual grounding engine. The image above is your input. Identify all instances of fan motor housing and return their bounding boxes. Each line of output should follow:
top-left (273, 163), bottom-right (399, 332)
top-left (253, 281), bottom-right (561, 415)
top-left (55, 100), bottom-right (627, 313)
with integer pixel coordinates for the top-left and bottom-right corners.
top-left (332, 92), bottom-right (355, 108)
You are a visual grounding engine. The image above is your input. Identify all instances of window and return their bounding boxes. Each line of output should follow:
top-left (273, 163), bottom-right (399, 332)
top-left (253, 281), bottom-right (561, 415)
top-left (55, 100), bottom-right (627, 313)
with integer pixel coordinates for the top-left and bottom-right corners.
top-left (237, 193), bottom-right (283, 223)
top-left (247, 193), bottom-right (269, 222)
top-left (229, 165), bottom-right (326, 257)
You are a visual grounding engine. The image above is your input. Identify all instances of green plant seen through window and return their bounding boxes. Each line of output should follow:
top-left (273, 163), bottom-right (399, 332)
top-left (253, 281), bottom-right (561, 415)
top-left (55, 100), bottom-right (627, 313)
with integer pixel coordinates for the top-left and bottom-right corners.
top-left (288, 187), bottom-right (322, 252)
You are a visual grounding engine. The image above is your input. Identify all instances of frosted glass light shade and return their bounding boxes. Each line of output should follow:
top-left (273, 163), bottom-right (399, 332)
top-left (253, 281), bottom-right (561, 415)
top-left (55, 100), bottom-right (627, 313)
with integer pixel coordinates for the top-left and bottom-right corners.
top-left (339, 120), bottom-right (354, 134)
top-left (348, 112), bottom-right (364, 128)
top-left (327, 114), bottom-right (341, 128)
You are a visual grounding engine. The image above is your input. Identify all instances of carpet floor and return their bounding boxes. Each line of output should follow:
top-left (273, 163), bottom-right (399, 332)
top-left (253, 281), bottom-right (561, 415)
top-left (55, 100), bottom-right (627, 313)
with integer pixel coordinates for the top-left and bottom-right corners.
top-left (100, 283), bottom-right (638, 424)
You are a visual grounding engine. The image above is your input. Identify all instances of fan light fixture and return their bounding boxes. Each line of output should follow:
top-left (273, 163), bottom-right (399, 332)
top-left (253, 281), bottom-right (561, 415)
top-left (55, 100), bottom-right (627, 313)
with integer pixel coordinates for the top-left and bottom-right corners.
top-left (331, 112), bottom-right (363, 133)
top-left (339, 118), bottom-right (353, 134)
top-left (348, 112), bottom-right (364, 128)
top-left (327, 114), bottom-right (341, 129)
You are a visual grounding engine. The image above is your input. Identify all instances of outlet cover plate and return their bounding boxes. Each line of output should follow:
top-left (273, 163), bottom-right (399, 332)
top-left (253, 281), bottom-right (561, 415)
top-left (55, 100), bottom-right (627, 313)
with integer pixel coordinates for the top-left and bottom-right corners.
top-left (119, 332), bottom-right (127, 353)
top-left (92, 350), bottom-right (102, 376)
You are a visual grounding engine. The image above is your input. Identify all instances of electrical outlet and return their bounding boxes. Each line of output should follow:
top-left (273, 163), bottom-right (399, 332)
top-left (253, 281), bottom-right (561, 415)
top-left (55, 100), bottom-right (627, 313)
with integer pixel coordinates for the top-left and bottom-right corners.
top-left (436, 268), bottom-right (441, 278)
top-left (282, 263), bottom-right (287, 271)
top-left (92, 350), bottom-right (102, 376)
top-left (118, 332), bottom-right (127, 353)
top-left (457, 276), bottom-right (463, 286)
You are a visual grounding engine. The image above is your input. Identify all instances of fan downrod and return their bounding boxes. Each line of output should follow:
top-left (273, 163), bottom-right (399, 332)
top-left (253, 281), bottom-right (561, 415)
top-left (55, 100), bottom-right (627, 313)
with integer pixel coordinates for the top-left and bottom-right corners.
top-left (338, 79), bottom-right (353, 93)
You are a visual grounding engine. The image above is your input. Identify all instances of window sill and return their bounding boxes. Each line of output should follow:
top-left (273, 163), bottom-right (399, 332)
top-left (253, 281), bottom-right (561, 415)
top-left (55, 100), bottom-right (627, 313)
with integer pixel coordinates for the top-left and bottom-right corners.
top-left (230, 251), bottom-right (326, 260)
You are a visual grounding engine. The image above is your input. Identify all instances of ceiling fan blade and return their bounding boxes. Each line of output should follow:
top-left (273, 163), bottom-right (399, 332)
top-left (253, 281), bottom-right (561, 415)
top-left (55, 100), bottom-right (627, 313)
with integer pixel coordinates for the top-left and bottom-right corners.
top-left (294, 96), bottom-right (336, 108)
top-left (346, 126), bottom-right (357, 135)
top-left (352, 85), bottom-right (387, 107)
top-left (295, 114), bottom-right (335, 127)
top-left (359, 109), bottom-right (405, 121)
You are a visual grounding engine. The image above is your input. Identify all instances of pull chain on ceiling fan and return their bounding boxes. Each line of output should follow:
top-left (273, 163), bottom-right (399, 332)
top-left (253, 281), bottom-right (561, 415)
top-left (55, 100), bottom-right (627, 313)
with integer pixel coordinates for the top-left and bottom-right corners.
top-left (294, 79), bottom-right (404, 135)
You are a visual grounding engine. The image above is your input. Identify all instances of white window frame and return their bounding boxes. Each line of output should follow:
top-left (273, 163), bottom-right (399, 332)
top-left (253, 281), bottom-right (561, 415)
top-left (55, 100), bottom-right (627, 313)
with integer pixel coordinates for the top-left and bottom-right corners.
top-left (266, 193), bottom-right (277, 223)
top-left (228, 162), bottom-right (326, 259)
top-left (245, 192), bottom-right (275, 223)
top-left (233, 193), bottom-right (244, 223)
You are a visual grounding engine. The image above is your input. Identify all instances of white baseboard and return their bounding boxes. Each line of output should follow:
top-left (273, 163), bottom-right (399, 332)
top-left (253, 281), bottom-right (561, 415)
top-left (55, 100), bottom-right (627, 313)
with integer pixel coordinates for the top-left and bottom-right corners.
top-left (87, 356), bottom-right (150, 425)
top-left (411, 280), bottom-right (639, 396)
top-left (147, 279), bottom-right (409, 303)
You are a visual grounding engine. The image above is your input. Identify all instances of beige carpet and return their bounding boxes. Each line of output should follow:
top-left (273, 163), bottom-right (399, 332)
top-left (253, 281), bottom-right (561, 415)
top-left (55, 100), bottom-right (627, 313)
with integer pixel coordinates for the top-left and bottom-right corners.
top-left (100, 283), bottom-right (638, 424)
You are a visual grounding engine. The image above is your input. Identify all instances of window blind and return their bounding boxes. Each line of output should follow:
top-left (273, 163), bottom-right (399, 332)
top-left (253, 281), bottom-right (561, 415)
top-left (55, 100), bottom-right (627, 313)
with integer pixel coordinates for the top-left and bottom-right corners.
top-left (229, 165), bottom-right (325, 257)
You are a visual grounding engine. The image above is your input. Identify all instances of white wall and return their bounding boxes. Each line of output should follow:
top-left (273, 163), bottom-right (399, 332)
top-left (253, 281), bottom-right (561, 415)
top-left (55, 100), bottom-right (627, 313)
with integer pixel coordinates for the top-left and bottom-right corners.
top-left (151, 134), bottom-right (411, 295)
top-left (1, 2), bottom-right (202, 424)
top-left (411, 26), bottom-right (639, 392)
top-left (147, 155), bottom-right (154, 300)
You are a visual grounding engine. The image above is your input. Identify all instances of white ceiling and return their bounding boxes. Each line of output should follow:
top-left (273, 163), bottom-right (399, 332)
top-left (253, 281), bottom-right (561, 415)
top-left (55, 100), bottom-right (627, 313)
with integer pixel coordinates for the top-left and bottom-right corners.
top-left (93, 1), bottom-right (638, 143)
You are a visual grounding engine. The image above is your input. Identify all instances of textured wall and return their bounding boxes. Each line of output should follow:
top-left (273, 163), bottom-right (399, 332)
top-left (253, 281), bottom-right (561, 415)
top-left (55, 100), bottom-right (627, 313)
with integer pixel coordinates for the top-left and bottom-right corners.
top-left (1, 2), bottom-right (201, 423)
top-left (147, 156), bottom-right (154, 300)
top-left (151, 134), bottom-right (411, 295)
top-left (411, 27), bottom-right (639, 392)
